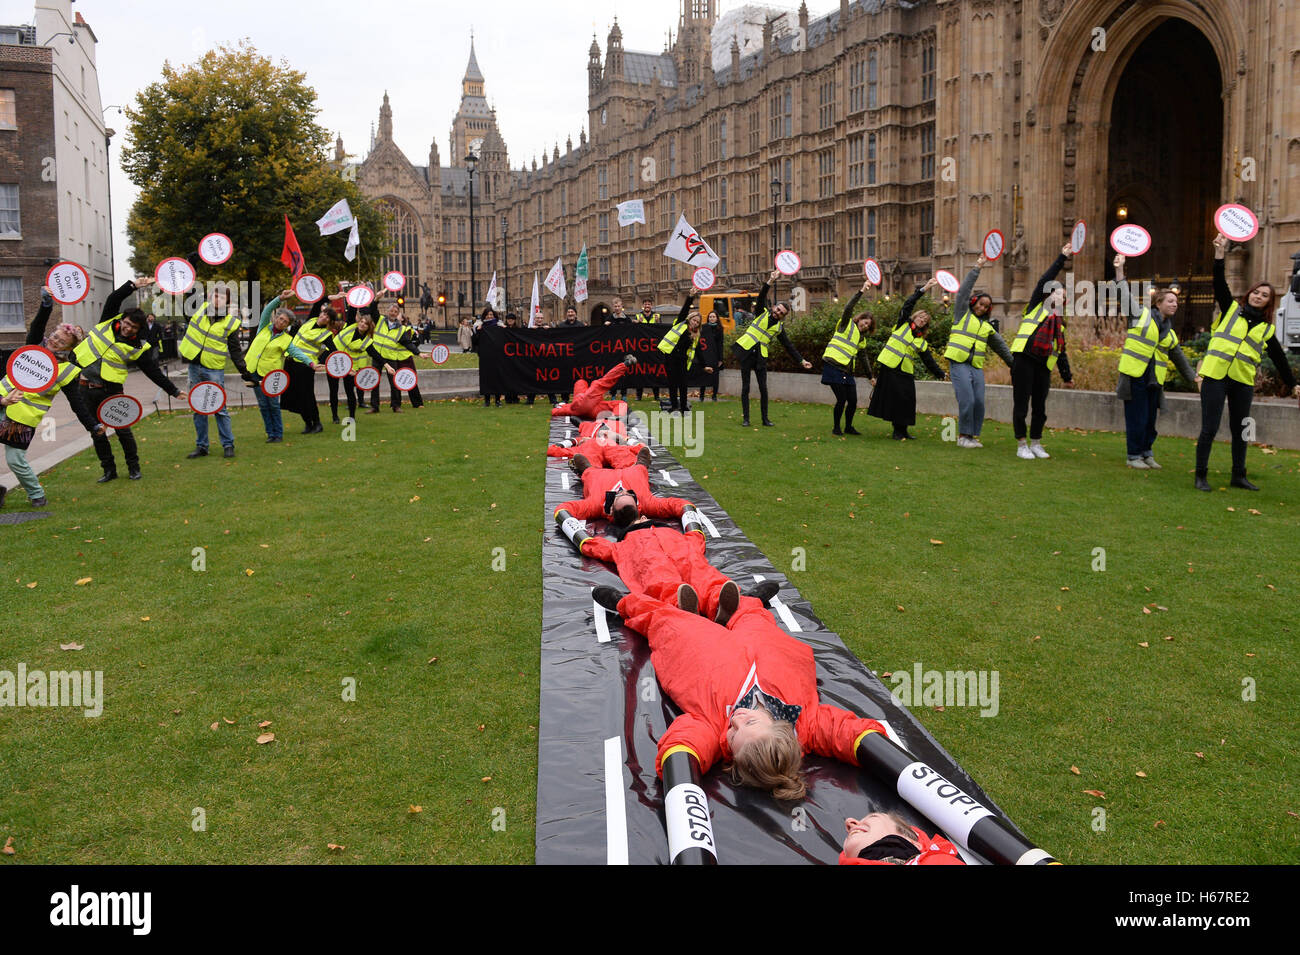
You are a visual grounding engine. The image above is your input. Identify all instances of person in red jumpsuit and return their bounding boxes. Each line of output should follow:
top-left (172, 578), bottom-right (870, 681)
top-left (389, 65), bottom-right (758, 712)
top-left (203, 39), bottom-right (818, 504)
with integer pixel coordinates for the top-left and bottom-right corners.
top-left (838, 815), bottom-right (965, 865)
top-left (551, 354), bottom-right (637, 418)
top-left (547, 433), bottom-right (650, 471)
top-left (604, 591), bottom-right (888, 802)
top-left (554, 464), bottom-right (683, 523)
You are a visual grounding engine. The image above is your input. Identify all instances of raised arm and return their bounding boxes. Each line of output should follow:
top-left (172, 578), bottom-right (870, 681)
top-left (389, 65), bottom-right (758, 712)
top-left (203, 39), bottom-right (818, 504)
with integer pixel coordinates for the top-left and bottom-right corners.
top-left (101, 280), bottom-right (141, 324)
top-left (26, 288), bottom-right (54, 345)
top-left (1027, 245), bottom-right (1071, 311)
top-left (677, 292), bottom-right (694, 324)
top-left (898, 285), bottom-right (926, 326)
top-left (1211, 235), bottom-right (1234, 314)
top-left (1112, 254), bottom-right (1144, 321)
top-left (839, 287), bottom-right (865, 332)
top-left (952, 257), bottom-right (987, 321)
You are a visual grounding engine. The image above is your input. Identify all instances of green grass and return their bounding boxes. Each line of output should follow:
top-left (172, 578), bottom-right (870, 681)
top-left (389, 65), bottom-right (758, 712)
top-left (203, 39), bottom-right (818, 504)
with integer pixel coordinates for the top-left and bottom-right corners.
top-left (2, 394), bottom-right (1297, 864)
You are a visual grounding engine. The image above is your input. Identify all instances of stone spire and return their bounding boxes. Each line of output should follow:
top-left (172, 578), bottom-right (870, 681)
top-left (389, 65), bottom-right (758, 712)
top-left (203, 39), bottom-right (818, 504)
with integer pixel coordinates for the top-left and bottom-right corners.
top-left (377, 91), bottom-right (392, 142)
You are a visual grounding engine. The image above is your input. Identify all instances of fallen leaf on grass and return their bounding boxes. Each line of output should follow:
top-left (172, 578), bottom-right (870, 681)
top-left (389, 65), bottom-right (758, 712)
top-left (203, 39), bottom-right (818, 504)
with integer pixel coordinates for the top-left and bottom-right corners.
top-left (1248, 509), bottom-right (1261, 516)
top-left (223, 717), bottom-right (235, 725)
top-left (1030, 635), bottom-right (1041, 642)
top-left (1083, 790), bottom-right (1106, 799)
top-left (1142, 607), bottom-right (1152, 615)
top-left (25, 582), bottom-right (36, 589)
top-left (409, 495), bottom-right (420, 503)
top-left (408, 805), bottom-right (423, 814)
top-left (1154, 820), bottom-right (1165, 829)
top-left (256, 732), bottom-right (275, 745)
top-left (259, 544), bottom-right (269, 549)
top-left (1060, 586), bottom-right (1070, 591)
top-left (1136, 771), bottom-right (1147, 778)
top-left (1226, 507), bottom-right (1235, 512)
top-left (1138, 642), bottom-right (1149, 648)
top-left (140, 616), bottom-right (150, 621)
top-left (481, 776), bottom-right (492, 783)
top-left (929, 539), bottom-right (943, 545)
top-left (60, 642), bottom-right (84, 651)
top-left (244, 569), bottom-right (255, 576)
top-left (75, 577), bottom-right (92, 586)
top-left (1164, 636), bottom-right (1174, 641)
top-left (1069, 766), bottom-right (1081, 775)
top-left (427, 657), bottom-right (439, 665)
top-left (1194, 752), bottom-right (1205, 759)
top-left (1266, 584), bottom-right (1276, 591)
top-left (210, 722), bottom-right (219, 731)
top-left (1245, 652), bottom-right (1256, 658)
top-left (327, 843), bottom-right (345, 852)
top-left (2, 836), bottom-right (14, 855)
top-left (258, 720), bottom-right (271, 729)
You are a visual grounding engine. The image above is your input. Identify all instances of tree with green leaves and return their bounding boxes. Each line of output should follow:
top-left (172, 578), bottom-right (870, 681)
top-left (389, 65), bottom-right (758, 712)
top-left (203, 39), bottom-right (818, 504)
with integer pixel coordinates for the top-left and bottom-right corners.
top-left (122, 41), bottom-right (390, 290)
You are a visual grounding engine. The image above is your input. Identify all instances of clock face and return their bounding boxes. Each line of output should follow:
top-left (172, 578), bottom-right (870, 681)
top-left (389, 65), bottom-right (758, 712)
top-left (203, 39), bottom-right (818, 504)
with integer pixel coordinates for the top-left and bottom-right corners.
top-left (468, 137), bottom-right (483, 157)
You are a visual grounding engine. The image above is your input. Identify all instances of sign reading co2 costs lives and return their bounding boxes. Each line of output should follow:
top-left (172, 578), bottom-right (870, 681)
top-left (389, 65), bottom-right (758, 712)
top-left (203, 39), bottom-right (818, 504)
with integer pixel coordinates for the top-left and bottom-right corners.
top-left (96, 394), bottom-right (142, 429)
top-left (188, 381), bottom-right (227, 415)
top-left (46, 261), bottom-right (90, 305)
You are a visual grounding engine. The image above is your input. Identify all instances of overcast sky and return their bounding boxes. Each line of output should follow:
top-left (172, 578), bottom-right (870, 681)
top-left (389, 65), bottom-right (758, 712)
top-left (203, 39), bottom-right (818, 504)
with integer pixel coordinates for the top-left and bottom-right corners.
top-left (2, 0), bottom-right (838, 280)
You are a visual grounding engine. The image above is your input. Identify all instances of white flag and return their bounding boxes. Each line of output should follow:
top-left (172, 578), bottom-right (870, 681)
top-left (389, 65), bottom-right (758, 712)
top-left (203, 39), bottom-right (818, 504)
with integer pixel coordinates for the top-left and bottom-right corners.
top-left (529, 272), bottom-right (540, 327)
top-left (617, 199), bottom-right (646, 227)
top-left (486, 271), bottom-right (498, 307)
top-left (663, 214), bottom-right (720, 270)
top-left (344, 221), bottom-right (359, 262)
top-left (544, 257), bottom-right (567, 300)
top-left (316, 199), bottom-right (355, 236)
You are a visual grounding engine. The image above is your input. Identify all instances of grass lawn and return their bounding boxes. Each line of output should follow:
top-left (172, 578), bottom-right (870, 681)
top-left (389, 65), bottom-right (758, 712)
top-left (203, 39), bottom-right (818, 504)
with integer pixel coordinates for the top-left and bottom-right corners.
top-left (2, 393), bottom-right (1297, 864)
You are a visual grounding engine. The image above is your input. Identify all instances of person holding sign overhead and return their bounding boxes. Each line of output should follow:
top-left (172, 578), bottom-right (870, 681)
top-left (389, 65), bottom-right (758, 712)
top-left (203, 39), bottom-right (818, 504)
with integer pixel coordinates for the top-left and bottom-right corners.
top-left (821, 278), bottom-right (878, 436)
top-left (369, 298), bottom-right (424, 413)
top-left (698, 311), bottom-right (723, 403)
top-left (1194, 233), bottom-right (1299, 491)
top-left (332, 300), bottom-right (375, 423)
top-left (1007, 243), bottom-right (1075, 459)
top-left (283, 297), bottom-right (335, 434)
top-left (179, 253), bottom-right (248, 460)
top-left (242, 289), bottom-right (317, 443)
top-left (1112, 254), bottom-right (1198, 470)
top-left (731, 269), bottom-right (812, 426)
top-left (655, 292), bottom-right (704, 413)
top-left (867, 278), bottom-right (946, 440)
top-left (944, 254), bottom-right (1013, 448)
top-left (73, 275), bottom-right (186, 482)
top-left (0, 292), bottom-right (94, 509)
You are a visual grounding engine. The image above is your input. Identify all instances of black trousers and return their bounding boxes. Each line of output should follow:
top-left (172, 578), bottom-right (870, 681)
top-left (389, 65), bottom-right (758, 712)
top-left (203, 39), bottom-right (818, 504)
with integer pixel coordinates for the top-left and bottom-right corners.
top-left (284, 359), bottom-right (321, 428)
top-left (1196, 375), bottom-right (1254, 476)
top-left (1011, 354), bottom-right (1052, 440)
top-left (830, 380), bottom-right (857, 429)
top-left (667, 358), bottom-right (690, 411)
top-left (382, 356), bottom-right (423, 409)
top-left (80, 381), bottom-right (138, 472)
top-left (737, 349), bottom-right (768, 422)
top-left (328, 373), bottom-right (357, 420)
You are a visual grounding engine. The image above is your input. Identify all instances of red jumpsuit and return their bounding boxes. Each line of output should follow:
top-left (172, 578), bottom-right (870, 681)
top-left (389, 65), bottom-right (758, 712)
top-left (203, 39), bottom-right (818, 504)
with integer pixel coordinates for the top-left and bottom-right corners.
top-left (546, 435), bottom-right (644, 469)
top-left (577, 418), bottom-right (628, 441)
top-left (555, 465), bottom-right (686, 523)
top-left (837, 827), bottom-right (965, 865)
top-left (551, 363), bottom-right (630, 418)
top-left (579, 523), bottom-right (736, 621)
top-left (615, 592), bottom-right (887, 778)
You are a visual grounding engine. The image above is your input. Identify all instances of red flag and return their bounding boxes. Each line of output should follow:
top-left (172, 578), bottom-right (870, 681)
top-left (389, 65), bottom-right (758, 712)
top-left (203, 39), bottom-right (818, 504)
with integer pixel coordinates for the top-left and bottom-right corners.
top-left (281, 215), bottom-right (305, 283)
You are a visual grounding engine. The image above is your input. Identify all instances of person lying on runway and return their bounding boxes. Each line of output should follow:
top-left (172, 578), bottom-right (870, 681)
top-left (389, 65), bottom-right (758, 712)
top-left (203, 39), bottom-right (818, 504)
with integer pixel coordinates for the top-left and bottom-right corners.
top-left (554, 460), bottom-right (687, 524)
top-left (550, 354), bottom-right (638, 419)
top-left (838, 813), bottom-right (964, 866)
top-left (548, 437), bottom-right (651, 471)
top-left (588, 590), bottom-right (888, 801)
top-left (558, 489), bottom-right (779, 624)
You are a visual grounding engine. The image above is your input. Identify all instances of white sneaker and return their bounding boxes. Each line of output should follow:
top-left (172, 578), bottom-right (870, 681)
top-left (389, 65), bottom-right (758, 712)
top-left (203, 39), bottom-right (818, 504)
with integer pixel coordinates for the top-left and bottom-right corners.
top-left (1016, 443), bottom-right (1035, 460)
top-left (1143, 456), bottom-right (1161, 470)
top-left (956, 436), bottom-right (973, 448)
top-left (1127, 457), bottom-right (1150, 469)
top-left (1029, 442), bottom-right (1051, 459)
top-left (969, 437), bottom-right (984, 448)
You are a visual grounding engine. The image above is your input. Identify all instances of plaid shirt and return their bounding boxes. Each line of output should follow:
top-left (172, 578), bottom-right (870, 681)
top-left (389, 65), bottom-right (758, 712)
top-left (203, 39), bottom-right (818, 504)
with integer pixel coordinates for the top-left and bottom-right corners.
top-left (1028, 312), bottom-right (1065, 361)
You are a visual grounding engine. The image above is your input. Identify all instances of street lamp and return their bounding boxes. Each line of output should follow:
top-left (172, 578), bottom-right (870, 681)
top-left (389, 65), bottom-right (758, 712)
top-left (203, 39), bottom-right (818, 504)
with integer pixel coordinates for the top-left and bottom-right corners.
top-left (770, 177), bottom-right (782, 258)
top-left (465, 152), bottom-right (478, 310)
top-left (500, 213), bottom-right (509, 313)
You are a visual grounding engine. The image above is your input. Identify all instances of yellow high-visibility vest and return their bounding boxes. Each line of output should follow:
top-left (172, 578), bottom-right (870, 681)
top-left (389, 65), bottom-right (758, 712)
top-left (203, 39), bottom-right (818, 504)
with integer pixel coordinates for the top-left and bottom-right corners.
top-left (179, 303), bottom-right (240, 369)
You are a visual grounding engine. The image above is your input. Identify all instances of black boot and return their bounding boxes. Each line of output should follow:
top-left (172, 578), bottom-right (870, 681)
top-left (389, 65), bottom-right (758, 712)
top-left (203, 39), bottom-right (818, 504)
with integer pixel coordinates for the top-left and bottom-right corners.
top-left (128, 464), bottom-right (142, 480)
top-left (592, 585), bottom-right (627, 614)
top-left (96, 469), bottom-right (117, 484)
top-left (1230, 472), bottom-right (1259, 491)
top-left (745, 581), bottom-right (781, 606)
top-left (1194, 471), bottom-right (1211, 492)
top-left (713, 580), bottom-right (740, 626)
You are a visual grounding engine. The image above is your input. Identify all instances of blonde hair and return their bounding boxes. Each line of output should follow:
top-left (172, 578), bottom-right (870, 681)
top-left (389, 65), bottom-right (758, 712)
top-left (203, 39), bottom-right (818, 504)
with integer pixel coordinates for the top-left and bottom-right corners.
top-left (727, 717), bottom-right (806, 801)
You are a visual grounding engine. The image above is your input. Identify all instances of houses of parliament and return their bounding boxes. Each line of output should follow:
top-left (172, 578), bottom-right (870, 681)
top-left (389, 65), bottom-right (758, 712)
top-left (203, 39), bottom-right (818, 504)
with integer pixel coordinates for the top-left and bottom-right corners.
top-left (346, 0), bottom-right (1300, 333)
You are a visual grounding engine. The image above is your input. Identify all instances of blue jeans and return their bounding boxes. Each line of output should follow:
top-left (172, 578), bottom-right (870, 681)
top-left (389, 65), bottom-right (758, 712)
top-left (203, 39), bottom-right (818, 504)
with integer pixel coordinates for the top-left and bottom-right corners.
top-left (949, 361), bottom-right (986, 436)
top-left (254, 388), bottom-right (282, 439)
top-left (188, 363), bottom-right (233, 450)
top-left (1123, 371), bottom-right (1160, 458)
top-left (1, 408), bottom-right (43, 501)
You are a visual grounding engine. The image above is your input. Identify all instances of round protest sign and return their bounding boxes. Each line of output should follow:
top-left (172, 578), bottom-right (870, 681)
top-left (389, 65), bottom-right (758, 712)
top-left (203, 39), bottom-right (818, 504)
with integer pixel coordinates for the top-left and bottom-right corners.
top-left (188, 381), bottom-right (227, 415)
top-left (935, 269), bottom-right (960, 293)
top-left (325, 351), bottom-right (353, 378)
top-left (392, 366), bottom-right (418, 392)
top-left (46, 261), bottom-right (90, 305)
top-left (1214, 203), bottom-right (1259, 242)
top-left (295, 274), bottom-right (325, 303)
top-left (260, 369), bottom-right (289, 397)
top-left (1109, 224), bottom-right (1152, 257)
top-left (96, 394), bottom-right (142, 429)
top-left (5, 345), bottom-right (59, 393)
top-left (355, 366), bottom-right (381, 392)
top-left (692, 267), bottom-right (716, 291)
top-left (383, 271), bottom-right (406, 293)
top-left (429, 344), bottom-right (450, 365)
top-left (774, 250), bottom-right (802, 275)
top-left (155, 257), bottom-right (197, 295)
top-left (346, 285), bottom-right (375, 309)
top-left (983, 229), bottom-right (1005, 261)
top-left (198, 233), bottom-right (233, 266)
top-left (1070, 220), bottom-right (1087, 254)
top-left (863, 258), bottom-right (882, 286)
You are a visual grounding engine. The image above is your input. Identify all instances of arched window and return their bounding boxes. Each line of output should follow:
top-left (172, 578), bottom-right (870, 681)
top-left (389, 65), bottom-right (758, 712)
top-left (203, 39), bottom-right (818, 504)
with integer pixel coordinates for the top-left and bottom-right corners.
top-left (376, 198), bottom-right (420, 294)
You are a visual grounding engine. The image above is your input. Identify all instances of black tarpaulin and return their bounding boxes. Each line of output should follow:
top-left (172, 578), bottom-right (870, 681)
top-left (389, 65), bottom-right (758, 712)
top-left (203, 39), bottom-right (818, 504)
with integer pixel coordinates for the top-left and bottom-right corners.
top-left (536, 415), bottom-right (1027, 865)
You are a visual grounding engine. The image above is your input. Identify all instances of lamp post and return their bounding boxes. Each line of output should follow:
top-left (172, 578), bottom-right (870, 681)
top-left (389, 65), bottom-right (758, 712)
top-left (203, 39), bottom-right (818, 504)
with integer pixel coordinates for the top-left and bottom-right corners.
top-left (770, 177), bottom-right (782, 260)
top-left (501, 213), bottom-right (509, 313)
top-left (465, 152), bottom-right (478, 309)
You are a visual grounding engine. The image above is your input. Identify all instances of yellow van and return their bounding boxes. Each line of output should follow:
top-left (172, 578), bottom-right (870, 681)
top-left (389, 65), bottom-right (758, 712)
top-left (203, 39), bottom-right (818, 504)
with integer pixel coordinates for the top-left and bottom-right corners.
top-left (696, 290), bottom-right (759, 334)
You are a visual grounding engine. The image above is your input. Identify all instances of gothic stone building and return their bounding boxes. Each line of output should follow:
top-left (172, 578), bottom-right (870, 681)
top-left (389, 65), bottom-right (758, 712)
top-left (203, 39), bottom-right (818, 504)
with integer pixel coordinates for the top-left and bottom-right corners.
top-left (354, 0), bottom-right (1300, 333)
